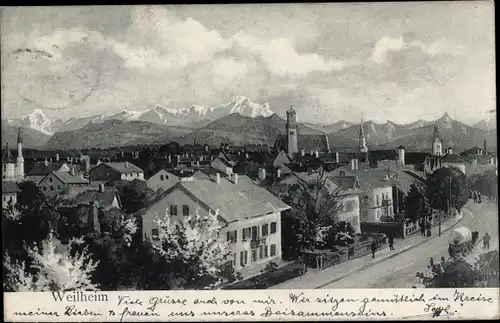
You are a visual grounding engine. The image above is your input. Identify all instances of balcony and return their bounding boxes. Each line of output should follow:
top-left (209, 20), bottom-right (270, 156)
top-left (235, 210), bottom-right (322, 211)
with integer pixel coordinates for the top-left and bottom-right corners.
top-left (250, 238), bottom-right (267, 249)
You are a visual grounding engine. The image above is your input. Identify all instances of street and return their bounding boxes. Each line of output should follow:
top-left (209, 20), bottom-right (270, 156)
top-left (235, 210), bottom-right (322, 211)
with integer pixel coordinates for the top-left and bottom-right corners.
top-left (320, 199), bottom-right (499, 288)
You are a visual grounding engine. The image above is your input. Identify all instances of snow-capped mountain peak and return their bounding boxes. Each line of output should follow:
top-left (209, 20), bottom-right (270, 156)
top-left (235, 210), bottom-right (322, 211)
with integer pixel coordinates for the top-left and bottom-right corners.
top-left (6, 109), bottom-right (54, 135)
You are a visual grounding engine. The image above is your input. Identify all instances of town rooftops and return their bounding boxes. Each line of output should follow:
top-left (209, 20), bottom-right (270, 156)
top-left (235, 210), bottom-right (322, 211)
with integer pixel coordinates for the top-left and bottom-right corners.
top-left (349, 168), bottom-right (397, 187)
top-left (97, 162), bottom-right (144, 174)
top-left (2, 181), bottom-right (19, 194)
top-left (27, 162), bottom-right (68, 176)
top-left (138, 174), bottom-right (290, 223)
top-left (73, 189), bottom-right (121, 209)
top-left (46, 171), bottom-right (88, 185)
top-left (441, 153), bottom-right (465, 163)
top-left (274, 134), bottom-right (330, 152)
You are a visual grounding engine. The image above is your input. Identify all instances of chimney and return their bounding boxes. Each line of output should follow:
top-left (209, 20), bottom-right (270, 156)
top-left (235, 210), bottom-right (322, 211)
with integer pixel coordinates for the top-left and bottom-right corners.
top-left (97, 159), bottom-right (101, 165)
top-left (216, 172), bottom-right (221, 184)
top-left (355, 159), bottom-right (359, 170)
top-left (204, 144), bottom-right (209, 152)
top-left (315, 150), bottom-right (319, 158)
top-left (448, 147), bottom-right (453, 154)
top-left (70, 167), bottom-right (75, 176)
top-left (196, 161), bottom-right (200, 167)
top-left (56, 153), bottom-right (59, 162)
top-left (258, 168), bottom-right (266, 181)
top-left (310, 150), bottom-right (314, 156)
top-left (335, 152), bottom-right (340, 163)
top-left (277, 168), bottom-right (282, 179)
top-left (98, 184), bottom-right (104, 193)
top-left (484, 140), bottom-right (487, 154)
top-left (168, 155), bottom-right (172, 162)
top-left (232, 173), bottom-right (239, 184)
top-left (88, 202), bottom-right (101, 233)
top-left (85, 159), bottom-right (90, 171)
top-left (301, 149), bottom-right (305, 157)
top-left (351, 159), bottom-right (356, 170)
top-left (125, 161), bottom-right (129, 168)
top-left (49, 157), bottom-right (53, 163)
top-left (44, 158), bottom-right (49, 167)
top-left (245, 153), bottom-right (249, 159)
top-left (67, 157), bottom-right (70, 162)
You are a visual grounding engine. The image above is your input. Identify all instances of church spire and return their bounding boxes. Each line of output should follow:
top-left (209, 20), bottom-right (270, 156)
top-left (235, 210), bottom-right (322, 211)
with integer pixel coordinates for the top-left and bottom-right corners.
top-left (359, 113), bottom-right (368, 153)
top-left (17, 127), bottom-right (23, 144)
top-left (432, 123), bottom-right (441, 140)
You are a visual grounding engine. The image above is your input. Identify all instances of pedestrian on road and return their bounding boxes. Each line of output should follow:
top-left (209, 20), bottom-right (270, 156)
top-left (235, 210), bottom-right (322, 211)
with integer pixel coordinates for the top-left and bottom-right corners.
top-left (371, 241), bottom-right (377, 258)
top-left (426, 222), bottom-right (432, 237)
top-left (473, 191), bottom-right (477, 203)
top-left (420, 222), bottom-right (426, 236)
top-left (483, 233), bottom-right (491, 249)
top-left (478, 192), bottom-right (482, 204)
top-left (388, 235), bottom-right (395, 250)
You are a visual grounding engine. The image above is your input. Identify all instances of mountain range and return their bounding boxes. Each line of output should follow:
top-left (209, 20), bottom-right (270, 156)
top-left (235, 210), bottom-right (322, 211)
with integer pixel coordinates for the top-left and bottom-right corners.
top-left (2, 96), bottom-right (496, 152)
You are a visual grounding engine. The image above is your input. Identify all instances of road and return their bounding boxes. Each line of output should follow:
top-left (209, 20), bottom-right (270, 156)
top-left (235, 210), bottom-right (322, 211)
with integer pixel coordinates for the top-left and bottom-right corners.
top-left (320, 199), bottom-right (499, 288)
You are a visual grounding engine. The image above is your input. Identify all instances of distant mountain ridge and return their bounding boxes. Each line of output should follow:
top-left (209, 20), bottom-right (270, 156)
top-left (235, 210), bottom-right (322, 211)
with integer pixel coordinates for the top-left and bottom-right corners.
top-left (5, 96), bottom-right (274, 133)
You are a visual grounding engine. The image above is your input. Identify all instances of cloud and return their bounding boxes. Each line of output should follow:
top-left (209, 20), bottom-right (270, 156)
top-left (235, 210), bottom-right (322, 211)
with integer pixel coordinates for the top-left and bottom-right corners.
top-left (372, 36), bottom-right (405, 64)
top-left (373, 36), bottom-right (468, 64)
top-left (233, 32), bottom-right (345, 75)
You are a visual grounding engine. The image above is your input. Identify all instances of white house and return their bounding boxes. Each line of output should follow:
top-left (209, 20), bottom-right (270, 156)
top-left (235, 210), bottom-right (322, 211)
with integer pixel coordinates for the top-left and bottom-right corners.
top-left (147, 170), bottom-right (179, 193)
top-left (136, 173), bottom-right (290, 276)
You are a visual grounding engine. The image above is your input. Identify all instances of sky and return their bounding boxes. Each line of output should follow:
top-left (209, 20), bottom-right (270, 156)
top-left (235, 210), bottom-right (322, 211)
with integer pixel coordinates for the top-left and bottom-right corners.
top-left (0, 3), bottom-right (495, 125)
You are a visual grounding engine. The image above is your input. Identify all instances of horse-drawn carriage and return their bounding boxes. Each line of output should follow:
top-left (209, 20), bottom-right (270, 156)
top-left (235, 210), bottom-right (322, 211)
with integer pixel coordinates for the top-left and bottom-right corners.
top-left (448, 227), bottom-right (479, 259)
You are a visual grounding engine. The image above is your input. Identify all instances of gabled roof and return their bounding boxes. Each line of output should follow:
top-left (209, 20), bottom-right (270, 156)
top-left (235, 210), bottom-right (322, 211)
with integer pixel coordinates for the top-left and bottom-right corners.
top-left (460, 146), bottom-right (485, 156)
top-left (349, 169), bottom-right (397, 188)
top-left (27, 162), bottom-right (68, 175)
top-left (274, 134), bottom-right (330, 152)
top-left (405, 152), bottom-right (429, 165)
top-left (49, 171), bottom-right (88, 185)
top-left (328, 176), bottom-right (359, 190)
top-left (95, 162), bottom-right (144, 174)
top-left (138, 174), bottom-right (290, 223)
top-left (2, 144), bottom-right (14, 163)
top-left (2, 181), bottom-right (19, 194)
top-left (442, 153), bottom-right (465, 163)
top-left (73, 189), bottom-right (121, 209)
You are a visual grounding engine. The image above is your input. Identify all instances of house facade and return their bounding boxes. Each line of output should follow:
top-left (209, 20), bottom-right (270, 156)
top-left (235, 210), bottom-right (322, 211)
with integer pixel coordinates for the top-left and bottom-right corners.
top-left (38, 171), bottom-right (88, 196)
top-left (2, 181), bottom-right (19, 215)
top-left (137, 174), bottom-right (290, 275)
top-left (147, 170), bottom-right (179, 193)
top-left (89, 162), bottom-right (144, 182)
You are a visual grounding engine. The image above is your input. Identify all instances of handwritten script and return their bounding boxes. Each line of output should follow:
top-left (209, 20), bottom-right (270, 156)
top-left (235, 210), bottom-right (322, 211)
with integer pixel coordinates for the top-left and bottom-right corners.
top-left (6, 289), bottom-right (497, 321)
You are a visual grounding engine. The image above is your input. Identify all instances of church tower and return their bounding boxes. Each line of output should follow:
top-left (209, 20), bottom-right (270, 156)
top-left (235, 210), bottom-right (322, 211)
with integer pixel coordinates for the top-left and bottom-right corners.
top-left (286, 105), bottom-right (298, 158)
top-left (2, 143), bottom-right (16, 182)
top-left (432, 123), bottom-right (443, 156)
top-left (16, 127), bottom-right (24, 181)
top-left (359, 114), bottom-right (368, 153)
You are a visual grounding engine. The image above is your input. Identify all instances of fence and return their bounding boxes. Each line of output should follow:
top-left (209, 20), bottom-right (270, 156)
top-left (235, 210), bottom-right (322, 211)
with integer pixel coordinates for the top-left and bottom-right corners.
top-left (300, 233), bottom-right (387, 270)
top-left (222, 261), bottom-right (306, 290)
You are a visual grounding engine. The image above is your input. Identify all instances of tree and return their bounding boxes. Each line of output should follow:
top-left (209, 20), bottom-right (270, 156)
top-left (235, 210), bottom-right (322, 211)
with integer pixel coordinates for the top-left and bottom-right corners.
top-left (469, 169), bottom-right (498, 202)
top-left (405, 184), bottom-right (427, 223)
top-left (426, 167), bottom-right (469, 214)
top-left (233, 160), bottom-right (260, 180)
top-left (282, 168), bottom-right (345, 251)
top-left (4, 233), bottom-right (98, 291)
top-left (151, 208), bottom-right (231, 289)
top-left (116, 179), bottom-right (155, 214)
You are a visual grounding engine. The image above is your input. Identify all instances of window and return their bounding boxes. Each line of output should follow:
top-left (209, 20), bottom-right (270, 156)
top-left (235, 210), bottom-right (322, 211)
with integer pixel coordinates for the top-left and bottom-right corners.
top-left (259, 246), bottom-right (263, 259)
top-left (345, 201), bottom-right (354, 212)
top-left (227, 230), bottom-right (237, 243)
top-left (170, 205), bottom-right (178, 216)
top-left (240, 251), bottom-right (248, 266)
top-left (160, 175), bottom-right (164, 180)
top-left (270, 222), bottom-right (277, 234)
top-left (270, 244), bottom-right (277, 257)
top-left (251, 249), bottom-right (257, 262)
top-left (242, 227), bottom-right (251, 241)
top-left (264, 246), bottom-right (269, 258)
top-left (182, 205), bottom-right (189, 216)
top-left (262, 224), bottom-right (269, 236)
top-left (49, 177), bottom-right (53, 182)
top-left (50, 185), bottom-right (54, 191)
top-left (339, 171), bottom-right (345, 176)
top-left (376, 195), bottom-right (380, 206)
top-left (58, 185), bottom-right (61, 190)
top-left (152, 229), bottom-right (159, 240)
top-left (233, 253), bottom-right (237, 267)
top-left (251, 226), bottom-right (258, 241)
top-left (43, 186), bottom-right (47, 191)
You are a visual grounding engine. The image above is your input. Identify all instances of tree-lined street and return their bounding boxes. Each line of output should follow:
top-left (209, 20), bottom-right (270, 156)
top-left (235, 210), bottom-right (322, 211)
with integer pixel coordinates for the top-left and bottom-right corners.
top-left (320, 199), bottom-right (498, 288)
